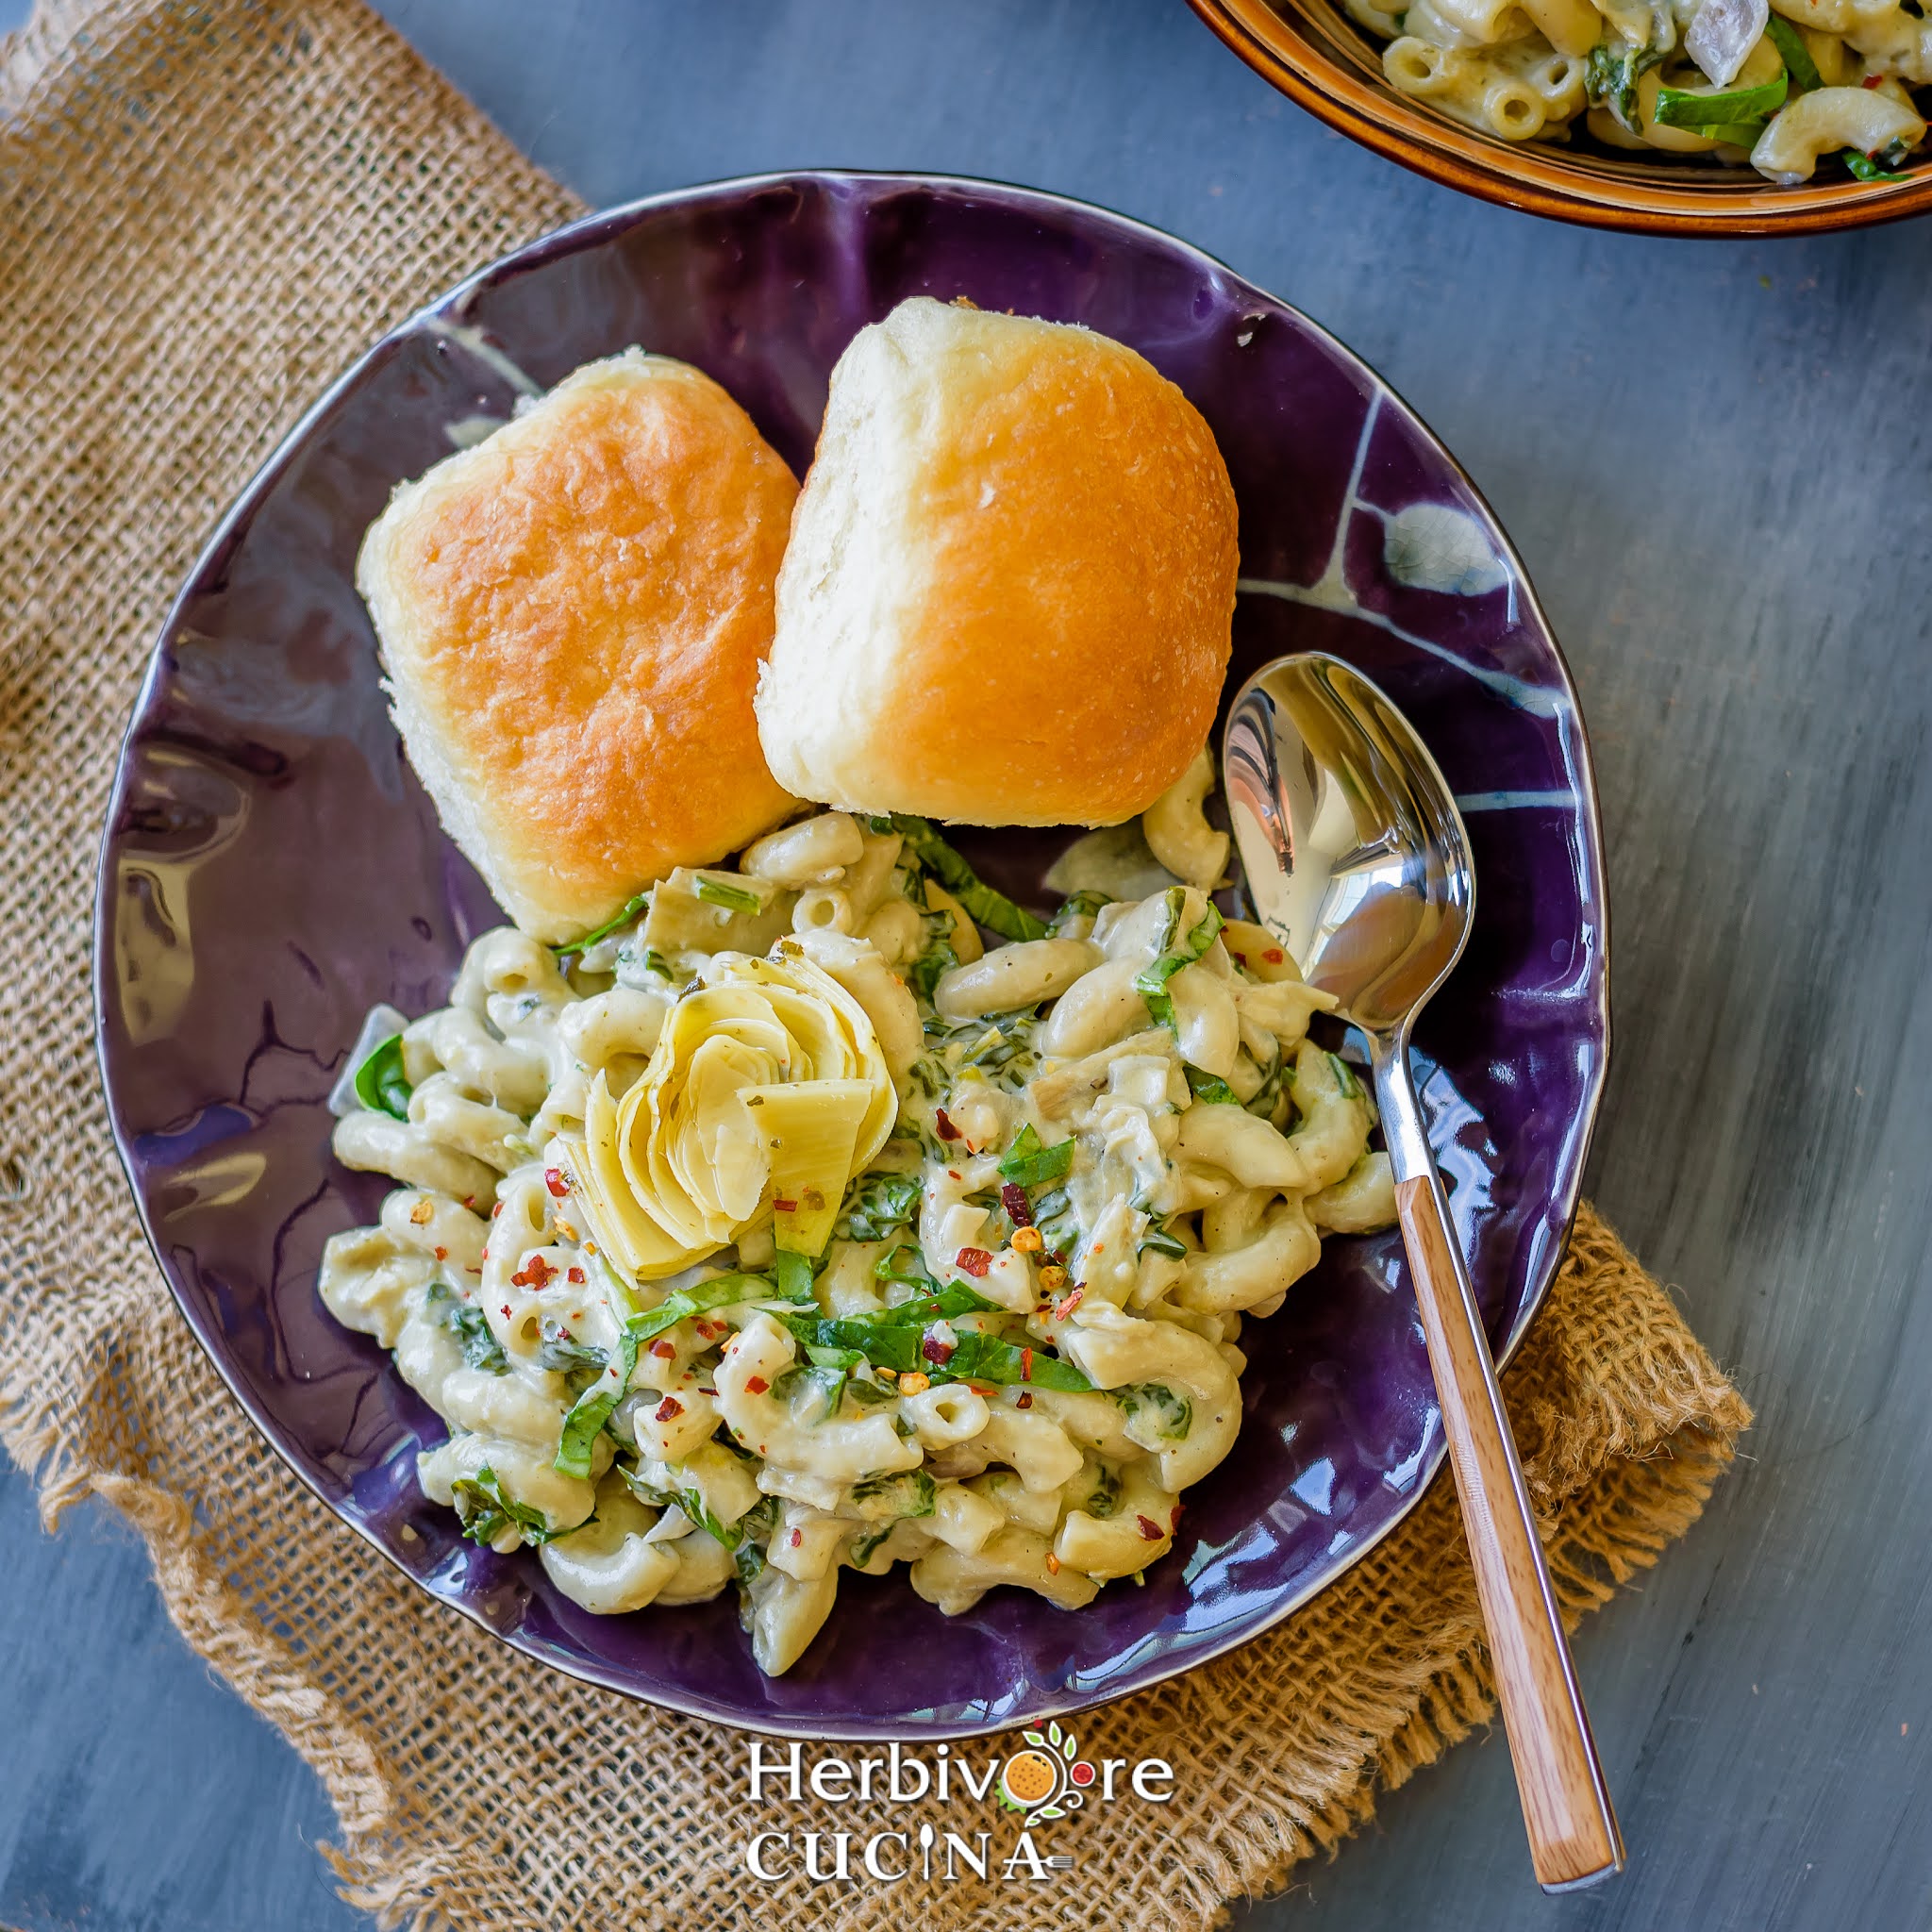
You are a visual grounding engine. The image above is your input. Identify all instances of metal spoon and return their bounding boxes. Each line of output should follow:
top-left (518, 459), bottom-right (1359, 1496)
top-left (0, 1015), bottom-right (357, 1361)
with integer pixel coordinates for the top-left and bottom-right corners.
top-left (1223, 650), bottom-right (1624, 1893)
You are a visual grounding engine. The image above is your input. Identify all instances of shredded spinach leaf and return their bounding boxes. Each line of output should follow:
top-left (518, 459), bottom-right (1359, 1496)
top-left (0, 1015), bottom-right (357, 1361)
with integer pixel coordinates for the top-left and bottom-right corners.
top-left (839, 1173), bottom-right (924, 1243)
top-left (1842, 145), bottom-right (1913, 181)
top-left (996, 1123), bottom-right (1075, 1189)
top-left (554, 1328), bottom-right (640, 1477)
top-left (1762, 13), bottom-right (1820, 92)
top-left (1139, 1224), bottom-right (1189, 1261)
top-left (875, 815), bottom-right (1048, 942)
top-left (851, 1468), bottom-right (937, 1518)
top-left (1653, 70), bottom-right (1786, 131)
top-left (353, 1034), bottom-right (411, 1121)
top-left (625, 1269), bottom-right (812, 1347)
top-left (451, 1465), bottom-right (569, 1546)
top-left (552, 889), bottom-right (650, 963)
top-left (692, 873), bottom-right (764, 914)
top-left (1585, 25), bottom-right (1667, 125)
top-left (1135, 890), bottom-right (1224, 1029)
top-left (1110, 1380), bottom-right (1194, 1441)
top-left (425, 1280), bottom-right (509, 1374)
top-left (1047, 889), bottom-right (1113, 936)
top-left (1184, 1065), bottom-right (1239, 1107)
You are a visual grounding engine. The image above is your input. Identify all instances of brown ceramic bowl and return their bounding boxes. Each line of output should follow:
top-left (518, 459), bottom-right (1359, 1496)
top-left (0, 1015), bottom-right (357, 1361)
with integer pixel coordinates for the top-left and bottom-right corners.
top-left (1189, 0), bottom-right (1932, 233)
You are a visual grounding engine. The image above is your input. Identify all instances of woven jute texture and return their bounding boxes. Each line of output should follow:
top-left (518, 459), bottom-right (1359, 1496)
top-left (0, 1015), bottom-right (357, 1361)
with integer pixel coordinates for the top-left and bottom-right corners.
top-left (0, 2), bottom-right (1753, 1926)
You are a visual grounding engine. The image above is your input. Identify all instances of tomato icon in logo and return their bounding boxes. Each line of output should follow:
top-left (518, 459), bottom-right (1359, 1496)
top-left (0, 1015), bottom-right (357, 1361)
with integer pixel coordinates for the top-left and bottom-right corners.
top-left (1069, 1759), bottom-right (1096, 1787)
top-left (1001, 1750), bottom-right (1060, 1808)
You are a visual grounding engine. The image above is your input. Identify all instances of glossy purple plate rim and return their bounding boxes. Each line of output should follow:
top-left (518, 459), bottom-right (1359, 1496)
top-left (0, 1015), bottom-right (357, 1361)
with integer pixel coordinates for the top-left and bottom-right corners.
top-left (92, 169), bottom-right (1607, 1740)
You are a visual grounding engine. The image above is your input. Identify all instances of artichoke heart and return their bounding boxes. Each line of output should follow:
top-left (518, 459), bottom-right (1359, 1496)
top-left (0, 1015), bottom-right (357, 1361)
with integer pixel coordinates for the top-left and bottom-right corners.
top-left (572, 943), bottom-right (897, 1279)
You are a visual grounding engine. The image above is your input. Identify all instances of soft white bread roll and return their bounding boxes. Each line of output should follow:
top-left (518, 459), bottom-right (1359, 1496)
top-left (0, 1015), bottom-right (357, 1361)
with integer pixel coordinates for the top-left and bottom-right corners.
top-left (357, 350), bottom-right (798, 942)
top-left (755, 297), bottom-right (1239, 827)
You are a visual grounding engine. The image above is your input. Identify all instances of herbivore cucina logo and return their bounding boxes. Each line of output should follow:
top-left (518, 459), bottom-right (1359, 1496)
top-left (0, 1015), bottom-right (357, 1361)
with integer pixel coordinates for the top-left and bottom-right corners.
top-left (741, 1722), bottom-right (1174, 1883)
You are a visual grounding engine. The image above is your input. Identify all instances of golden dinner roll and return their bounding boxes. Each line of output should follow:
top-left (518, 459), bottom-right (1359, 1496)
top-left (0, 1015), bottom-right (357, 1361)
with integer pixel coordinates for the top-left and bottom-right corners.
top-left (357, 350), bottom-right (798, 942)
top-left (755, 297), bottom-right (1239, 827)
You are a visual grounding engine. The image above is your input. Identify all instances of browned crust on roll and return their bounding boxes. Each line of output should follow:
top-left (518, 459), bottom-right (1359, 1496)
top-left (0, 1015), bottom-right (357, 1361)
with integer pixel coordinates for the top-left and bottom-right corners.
top-left (358, 352), bottom-right (798, 941)
top-left (758, 300), bottom-right (1240, 827)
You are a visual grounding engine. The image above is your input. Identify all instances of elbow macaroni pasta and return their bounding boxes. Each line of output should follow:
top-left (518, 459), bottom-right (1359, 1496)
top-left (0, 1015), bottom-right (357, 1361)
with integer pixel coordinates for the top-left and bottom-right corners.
top-left (319, 808), bottom-right (1397, 1677)
top-left (1366, 0), bottom-right (1928, 180)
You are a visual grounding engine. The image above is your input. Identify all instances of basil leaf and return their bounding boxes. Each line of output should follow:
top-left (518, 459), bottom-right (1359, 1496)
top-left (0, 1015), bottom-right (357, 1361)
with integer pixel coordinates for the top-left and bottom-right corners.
top-left (881, 815), bottom-right (1048, 942)
top-left (553, 1327), bottom-right (640, 1477)
top-left (353, 1034), bottom-right (411, 1121)
top-left (1084, 1465), bottom-right (1124, 1519)
top-left (773, 1249), bottom-right (815, 1305)
top-left (451, 1465), bottom-right (570, 1546)
top-left (626, 1270), bottom-right (808, 1346)
top-left (1184, 1065), bottom-right (1239, 1107)
top-left (939, 1331), bottom-right (1093, 1391)
top-left (1763, 13), bottom-right (1820, 92)
top-left (1653, 71), bottom-right (1787, 129)
top-left (691, 873), bottom-right (764, 914)
top-left (552, 889), bottom-right (650, 963)
top-left (536, 1320), bottom-right (608, 1380)
top-left (1134, 891), bottom-right (1224, 1028)
top-left (1842, 145), bottom-right (1913, 181)
top-left (996, 1123), bottom-right (1075, 1189)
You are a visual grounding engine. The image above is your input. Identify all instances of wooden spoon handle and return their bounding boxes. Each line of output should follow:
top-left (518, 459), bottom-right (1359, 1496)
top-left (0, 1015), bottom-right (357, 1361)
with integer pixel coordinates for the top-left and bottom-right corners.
top-left (1394, 1169), bottom-right (1625, 1890)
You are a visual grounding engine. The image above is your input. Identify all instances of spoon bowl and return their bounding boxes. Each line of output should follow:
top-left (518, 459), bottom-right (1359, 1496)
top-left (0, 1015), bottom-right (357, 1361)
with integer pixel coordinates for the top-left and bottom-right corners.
top-left (1224, 651), bottom-right (1624, 1893)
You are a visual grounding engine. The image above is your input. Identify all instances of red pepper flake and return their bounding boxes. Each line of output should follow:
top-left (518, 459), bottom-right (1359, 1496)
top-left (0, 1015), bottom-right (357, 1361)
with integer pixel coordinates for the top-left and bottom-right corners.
top-left (1863, 71), bottom-right (1886, 86)
top-left (510, 1256), bottom-right (556, 1290)
top-left (922, 1331), bottom-right (956, 1366)
top-left (772, 1198), bottom-right (798, 1212)
top-left (1137, 1514), bottom-right (1164, 1541)
top-left (1171, 1504), bottom-right (1185, 1527)
top-left (790, 1528), bottom-right (803, 1548)
top-left (744, 1374), bottom-right (770, 1395)
top-left (500, 1305), bottom-right (512, 1318)
top-left (650, 1340), bottom-right (676, 1360)
top-left (1000, 1182), bottom-right (1033, 1226)
top-left (1054, 1285), bottom-right (1085, 1321)
top-left (653, 1396), bottom-right (683, 1422)
top-left (956, 1246), bottom-right (991, 1277)
top-left (947, 1170), bottom-right (963, 1182)
top-left (1020, 1346), bottom-right (1034, 1382)
top-left (433, 1246), bottom-right (448, 1261)
top-left (491, 1202), bottom-right (504, 1218)
top-left (1262, 947), bottom-right (1284, 964)
top-left (543, 1167), bottom-right (571, 1198)
top-left (567, 1266), bottom-right (586, 1285)
top-left (934, 1108), bottom-right (962, 1141)
top-left (1045, 1552), bottom-right (1061, 1574)
top-left (1015, 1391), bottom-right (1034, 1409)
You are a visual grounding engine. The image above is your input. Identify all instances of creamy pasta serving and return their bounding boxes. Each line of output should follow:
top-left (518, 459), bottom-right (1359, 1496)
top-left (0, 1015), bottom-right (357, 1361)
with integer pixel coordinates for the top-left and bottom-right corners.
top-left (320, 806), bottom-right (1396, 1677)
top-left (1361, 0), bottom-right (1929, 184)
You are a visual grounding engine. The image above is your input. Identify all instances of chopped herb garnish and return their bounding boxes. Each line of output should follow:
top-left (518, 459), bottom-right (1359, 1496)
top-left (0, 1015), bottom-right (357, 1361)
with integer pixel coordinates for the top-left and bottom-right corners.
top-left (1084, 1466), bottom-right (1124, 1518)
top-left (1135, 890), bottom-right (1224, 1029)
top-left (1139, 1224), bottom-right (1189, 1261)
top-left (552, 889), bottom-right (650, 963)
top-left (554, 1327), bottom-right (640, 1477)
top-left (692, 873), bottom-right (764, 914)
top-left (851, 1467), bottom-right (938, 1518)
top-left (536, 1321), bottom-right (608, 1381)
top-left (352, 1034), bottom-right (411, 1121)
top-left (451, 1465), bottom-right (569, 1546)
top-left (1326, 1051), bottom-right (1365, 1100)
top-left (874, 1241), bottom-right (940, 1290)
top-left (878, 815), bottom-right (1048, 942)
top-left (996, 1123), bottom-right (1075, 1189)
top-left (773, 1248), bottom-right (815, 1305)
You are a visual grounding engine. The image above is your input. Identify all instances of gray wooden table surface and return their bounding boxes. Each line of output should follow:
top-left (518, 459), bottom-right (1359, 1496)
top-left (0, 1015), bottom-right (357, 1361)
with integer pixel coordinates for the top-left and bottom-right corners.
top-left (4, 1), bottom-right (1930, 1928)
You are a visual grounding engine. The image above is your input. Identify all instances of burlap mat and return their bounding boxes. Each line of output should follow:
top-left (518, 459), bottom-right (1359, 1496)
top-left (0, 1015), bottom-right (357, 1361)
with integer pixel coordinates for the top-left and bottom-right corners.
top-left (0, 3), bottom-right (1752, 1925)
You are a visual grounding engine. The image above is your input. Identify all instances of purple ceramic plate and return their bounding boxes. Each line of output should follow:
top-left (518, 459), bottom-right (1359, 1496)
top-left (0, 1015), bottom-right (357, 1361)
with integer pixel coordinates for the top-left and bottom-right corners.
top-left (94, 172), bottom-right (1606, 1740)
